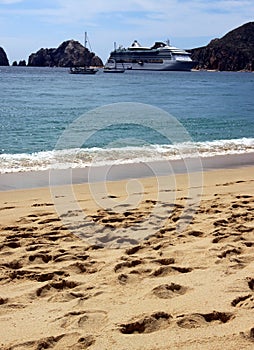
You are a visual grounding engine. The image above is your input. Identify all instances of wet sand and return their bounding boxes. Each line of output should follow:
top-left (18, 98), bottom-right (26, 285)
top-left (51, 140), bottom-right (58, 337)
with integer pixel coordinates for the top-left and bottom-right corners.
top-left (0, 166), bottom-right (254, 349)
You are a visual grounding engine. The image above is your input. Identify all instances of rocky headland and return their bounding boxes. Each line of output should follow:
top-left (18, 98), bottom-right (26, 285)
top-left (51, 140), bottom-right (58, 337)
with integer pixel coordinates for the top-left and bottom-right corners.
top-left (28, 40), bottom-right (103, 67)
top-left (0, 47), bottom-right (9, 66)
top-left (190, 22), bottom-right (254, 71)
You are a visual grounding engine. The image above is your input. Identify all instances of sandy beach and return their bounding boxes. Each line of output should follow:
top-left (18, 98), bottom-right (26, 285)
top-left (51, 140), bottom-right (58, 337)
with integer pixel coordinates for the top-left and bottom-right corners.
top-left (0, 165), bottom-right (254, 349)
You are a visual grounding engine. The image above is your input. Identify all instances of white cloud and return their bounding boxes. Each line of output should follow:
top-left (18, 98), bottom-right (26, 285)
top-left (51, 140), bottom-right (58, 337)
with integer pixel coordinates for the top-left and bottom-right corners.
top-left (1, 0), bottom-right (252, 26)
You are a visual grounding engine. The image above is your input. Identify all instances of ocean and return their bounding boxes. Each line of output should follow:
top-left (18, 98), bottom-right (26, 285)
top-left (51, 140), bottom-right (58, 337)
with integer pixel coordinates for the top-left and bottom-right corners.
top-left (0, 66), bottom-right (253, 176)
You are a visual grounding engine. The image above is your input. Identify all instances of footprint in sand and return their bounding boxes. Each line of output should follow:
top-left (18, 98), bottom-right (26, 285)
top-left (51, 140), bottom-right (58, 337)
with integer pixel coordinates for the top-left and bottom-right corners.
top-left (125, 245), bottom-right (142, 255)
top-left (66, 261), bottom-right (98, 275)
top-left (0, 297), bottom-right (8, 305)
top-left (28, 252), bottom-right (52, 263)
top-left (213, 218), bottom-right (229, 227)
top-left (55, 310), bottom-right (107, 332)
top-left (118, 273), bottom-right (129, 284)
top-left (52, 249), bottom-right (90, 263)
top-left (231, 294), bottom-right (254, 309)
top-left (231, 277), bottom-right (254, 309)
top-left (186, 230), bottom-right (204, 237)
top-left (0, 206), bottom-right (16, 211)
top-left (153, 257), bottom-right (175, 265)
top-left (3, 259), bottom-right (23, 269)
top-left (152, 265), bottom-right (193, 277)
top-left (152, 283), bottom-right (188, 299)
top-left (9, 269), bottom-right (66, 283)
top-left (212, 231), bottom-right (242, 244)
top-left (37, 217), bottom-right (61, 225)
top-left (4, 240), bottom-right (21, 249)
top-left (217, 246), bottom-right (242, 259)
top-left (176, 311), bottom-right (234, 329)
top-left (32, 203), bottom-right (54, 207)
top-left (114, 255), bottom-right (192, 279)
top-left (7, 333), bottom-right (95, 350)
top-left (249, 327), bottom-right (254, 341)
top-left (114, 258), bottom-right (142, 273)
top-left (247, 277), bottom-right (254, 291)
top-left (119, 311), bottom-right (172, 334)
top-left (36, 279), bottom-right (80, 298)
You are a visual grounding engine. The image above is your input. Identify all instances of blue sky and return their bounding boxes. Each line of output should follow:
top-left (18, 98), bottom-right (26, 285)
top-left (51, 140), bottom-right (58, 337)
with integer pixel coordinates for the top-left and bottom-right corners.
top-left (0, 0), bottom-right (253, 64)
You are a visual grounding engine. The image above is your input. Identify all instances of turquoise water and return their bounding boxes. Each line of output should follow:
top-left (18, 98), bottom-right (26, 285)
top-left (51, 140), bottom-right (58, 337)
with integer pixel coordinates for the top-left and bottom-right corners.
top-left (0, 66), bottom-right (253, 173)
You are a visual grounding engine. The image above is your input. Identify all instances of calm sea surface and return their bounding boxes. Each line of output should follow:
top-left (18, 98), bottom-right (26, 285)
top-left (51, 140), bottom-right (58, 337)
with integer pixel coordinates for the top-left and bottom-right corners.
top-left (0, 66), bottom-right (253, 173)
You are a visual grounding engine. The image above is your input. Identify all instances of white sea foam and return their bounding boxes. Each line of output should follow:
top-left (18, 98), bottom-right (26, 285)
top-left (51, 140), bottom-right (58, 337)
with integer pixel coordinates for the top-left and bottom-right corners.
top-left (0, 138), bottom-right (254, 174)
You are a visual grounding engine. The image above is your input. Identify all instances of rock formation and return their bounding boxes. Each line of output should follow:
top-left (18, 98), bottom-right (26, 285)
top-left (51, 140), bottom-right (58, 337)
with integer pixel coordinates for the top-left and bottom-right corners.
top-left (12, 60), bottom-right (26, 66)
top-left (0, 47), bottom-right (9, 66)
top-left (190, 22), bottom-right (254, 71)
top-left (28, 40), bottom-right (103, 67)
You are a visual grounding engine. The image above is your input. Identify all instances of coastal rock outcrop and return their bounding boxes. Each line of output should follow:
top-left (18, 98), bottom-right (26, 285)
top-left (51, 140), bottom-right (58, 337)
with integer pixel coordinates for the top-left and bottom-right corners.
top-left (28, 40), bottom-right (103, 67)
top-left (12, 60), bottom-right (26, 66)
top-left (190, 22), bottom-right (254, 71)
top-left (0, 47), bottom-right (9, 66)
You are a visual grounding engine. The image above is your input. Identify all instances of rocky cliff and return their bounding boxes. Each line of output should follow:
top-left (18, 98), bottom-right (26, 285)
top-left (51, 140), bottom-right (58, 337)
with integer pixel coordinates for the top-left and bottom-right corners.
top-left (0, 47), bottom-right (9, 66)
top-left (28, 40), bottom-right (103, 67)
top-left (190, 22), bottom-right (254, 71)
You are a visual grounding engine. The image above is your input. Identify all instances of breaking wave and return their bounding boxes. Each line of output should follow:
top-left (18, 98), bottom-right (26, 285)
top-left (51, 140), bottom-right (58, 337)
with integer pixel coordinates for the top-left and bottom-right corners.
top-left (0, 137), bottom-right (254, 174)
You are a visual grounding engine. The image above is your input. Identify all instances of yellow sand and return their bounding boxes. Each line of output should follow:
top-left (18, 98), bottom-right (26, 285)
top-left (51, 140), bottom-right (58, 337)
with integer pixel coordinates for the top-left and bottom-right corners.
top-left (0, 167), bottom-right (253, 349)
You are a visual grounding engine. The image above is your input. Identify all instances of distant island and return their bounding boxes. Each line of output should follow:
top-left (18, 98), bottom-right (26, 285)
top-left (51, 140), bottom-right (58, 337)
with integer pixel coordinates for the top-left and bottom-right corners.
top-left (0, 22), bottom-right (253, 71)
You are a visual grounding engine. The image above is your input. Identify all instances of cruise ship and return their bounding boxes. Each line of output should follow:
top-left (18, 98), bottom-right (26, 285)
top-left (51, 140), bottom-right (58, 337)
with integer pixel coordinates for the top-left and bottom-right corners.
top-left (104, 40), bottom-right (197, 71)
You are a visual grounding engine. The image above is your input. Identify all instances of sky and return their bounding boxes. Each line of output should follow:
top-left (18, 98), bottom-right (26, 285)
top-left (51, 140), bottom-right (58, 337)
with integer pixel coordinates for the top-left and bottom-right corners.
top-left (0, 0), bottom-right (253, 64)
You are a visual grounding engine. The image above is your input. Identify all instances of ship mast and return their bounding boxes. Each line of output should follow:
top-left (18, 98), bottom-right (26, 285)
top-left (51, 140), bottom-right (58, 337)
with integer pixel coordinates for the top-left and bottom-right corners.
top-left (84, 32), bottom-right (88, 49)
top-left (84, 32), bottom-right (93, 51)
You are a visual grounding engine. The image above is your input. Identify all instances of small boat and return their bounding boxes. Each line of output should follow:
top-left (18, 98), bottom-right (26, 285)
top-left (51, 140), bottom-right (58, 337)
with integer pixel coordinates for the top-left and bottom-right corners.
top-left (70, 66), bottom-right (98, 74)
top-left (103, 59), bottom-right (125, 73)
top-left (103, 67), bottom-right (125, 73)
top-left (69, 32), bottom-right (99, 75)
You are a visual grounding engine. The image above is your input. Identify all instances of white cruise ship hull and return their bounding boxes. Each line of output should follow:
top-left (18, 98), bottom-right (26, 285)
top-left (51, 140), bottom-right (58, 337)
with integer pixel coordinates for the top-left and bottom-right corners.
top-left (116, 60), bottom-right (196, 71)
top-left (105, 40), bottom-right (197, 72)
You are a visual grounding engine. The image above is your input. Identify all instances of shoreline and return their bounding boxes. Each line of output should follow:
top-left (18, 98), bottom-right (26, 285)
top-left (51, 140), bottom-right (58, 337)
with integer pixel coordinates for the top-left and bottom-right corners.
top-left (1, 152), bottom-right (254, 191)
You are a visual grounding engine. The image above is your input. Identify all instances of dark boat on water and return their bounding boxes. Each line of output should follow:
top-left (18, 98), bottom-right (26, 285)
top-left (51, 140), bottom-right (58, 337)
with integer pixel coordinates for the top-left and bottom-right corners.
top-left (69, 32), bottom-right (99, 75)
top-left (70, 66), bottom-right (98, 74)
